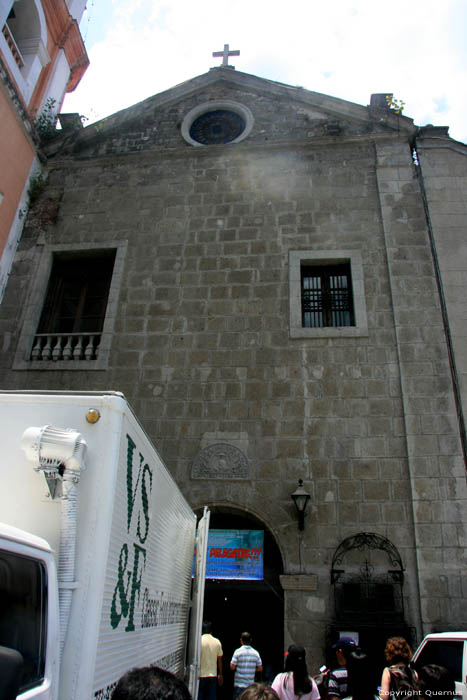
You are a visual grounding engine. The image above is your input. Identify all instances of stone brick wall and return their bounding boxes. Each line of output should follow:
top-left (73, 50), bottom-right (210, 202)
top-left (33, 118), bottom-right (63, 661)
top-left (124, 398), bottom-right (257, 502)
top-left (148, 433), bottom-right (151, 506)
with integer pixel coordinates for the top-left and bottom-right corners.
top-left (376, 139), bottom-right (467, 632)
top-left (414, 136), bottom-right (467, 629)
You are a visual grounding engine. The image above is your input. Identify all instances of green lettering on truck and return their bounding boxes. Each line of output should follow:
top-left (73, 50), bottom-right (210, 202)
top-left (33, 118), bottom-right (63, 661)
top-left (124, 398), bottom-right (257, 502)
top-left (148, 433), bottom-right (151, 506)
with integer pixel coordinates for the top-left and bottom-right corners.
top-left (110, 544), bottom-right (130, 628)
top-left (111, 434), bottom-right (153, 631)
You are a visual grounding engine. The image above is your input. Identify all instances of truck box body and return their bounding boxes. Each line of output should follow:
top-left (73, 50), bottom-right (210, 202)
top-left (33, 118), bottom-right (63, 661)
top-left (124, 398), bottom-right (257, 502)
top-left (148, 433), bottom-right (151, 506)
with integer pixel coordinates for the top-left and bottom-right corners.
top-left (0, 391), bottom-right (202, 700)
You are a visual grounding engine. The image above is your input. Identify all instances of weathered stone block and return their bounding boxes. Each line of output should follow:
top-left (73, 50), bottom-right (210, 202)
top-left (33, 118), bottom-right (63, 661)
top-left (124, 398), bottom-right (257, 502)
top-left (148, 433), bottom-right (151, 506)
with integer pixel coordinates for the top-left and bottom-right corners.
top-left (338, 480), bottom-right (361, 501)
top-left (359, 503), bottom-right (381, 522)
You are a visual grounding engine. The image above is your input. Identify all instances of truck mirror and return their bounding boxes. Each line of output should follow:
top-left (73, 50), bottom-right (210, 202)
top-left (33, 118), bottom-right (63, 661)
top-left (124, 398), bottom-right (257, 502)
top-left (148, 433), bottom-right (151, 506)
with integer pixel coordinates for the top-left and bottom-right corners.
top-left (0, 645), bottom-right (24, 700)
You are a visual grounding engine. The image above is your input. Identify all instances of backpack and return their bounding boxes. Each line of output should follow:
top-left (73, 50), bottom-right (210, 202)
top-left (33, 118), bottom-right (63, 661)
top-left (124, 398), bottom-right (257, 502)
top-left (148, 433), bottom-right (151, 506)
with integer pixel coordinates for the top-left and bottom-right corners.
top-left (389, 666), bottom-right (419, 697)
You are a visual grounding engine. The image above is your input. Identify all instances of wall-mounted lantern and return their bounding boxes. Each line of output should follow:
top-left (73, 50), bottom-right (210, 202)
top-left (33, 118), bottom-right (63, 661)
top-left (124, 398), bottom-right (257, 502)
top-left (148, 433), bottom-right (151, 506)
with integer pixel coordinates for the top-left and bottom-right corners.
top-left (291, 479), bottom-right (311, 531)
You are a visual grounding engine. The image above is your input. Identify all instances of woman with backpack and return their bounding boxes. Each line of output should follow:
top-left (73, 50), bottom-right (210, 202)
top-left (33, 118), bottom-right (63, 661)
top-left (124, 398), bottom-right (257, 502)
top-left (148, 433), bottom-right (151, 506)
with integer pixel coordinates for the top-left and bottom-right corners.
top-left (379, 637), bottom-right (417, 700)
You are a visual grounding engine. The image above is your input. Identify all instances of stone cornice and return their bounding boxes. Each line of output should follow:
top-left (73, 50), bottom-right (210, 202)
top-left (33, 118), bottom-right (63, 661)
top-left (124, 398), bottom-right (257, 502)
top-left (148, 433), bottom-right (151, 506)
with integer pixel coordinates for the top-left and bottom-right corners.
top-left (42, 128), bottom-right (411, 170)
top-left (415, 136), bottom-right (467, 157)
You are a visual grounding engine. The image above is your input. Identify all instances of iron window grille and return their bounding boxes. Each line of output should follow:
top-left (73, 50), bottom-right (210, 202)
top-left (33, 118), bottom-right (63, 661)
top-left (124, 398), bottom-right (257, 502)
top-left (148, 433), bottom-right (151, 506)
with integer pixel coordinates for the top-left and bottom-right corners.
top-left (331, 533), bottom-right (405, 623)
top-left (301, 263), bottom-right (354, 328)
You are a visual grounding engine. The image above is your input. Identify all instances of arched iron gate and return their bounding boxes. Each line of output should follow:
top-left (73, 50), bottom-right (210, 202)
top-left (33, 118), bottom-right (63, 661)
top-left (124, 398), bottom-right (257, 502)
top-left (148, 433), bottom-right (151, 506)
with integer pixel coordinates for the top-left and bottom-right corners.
top-left (331, 532), bottom-right (405, 622)
top-left (327, 532), bottom-right (416, 668)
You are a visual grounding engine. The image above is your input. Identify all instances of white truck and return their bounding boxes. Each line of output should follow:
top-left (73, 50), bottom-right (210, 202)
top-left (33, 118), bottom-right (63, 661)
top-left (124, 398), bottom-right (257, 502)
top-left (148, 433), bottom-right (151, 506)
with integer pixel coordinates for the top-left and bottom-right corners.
top-left (0, 391), bottom-right (209, 700)
top-left (412, 632), bottom-right (467, 700)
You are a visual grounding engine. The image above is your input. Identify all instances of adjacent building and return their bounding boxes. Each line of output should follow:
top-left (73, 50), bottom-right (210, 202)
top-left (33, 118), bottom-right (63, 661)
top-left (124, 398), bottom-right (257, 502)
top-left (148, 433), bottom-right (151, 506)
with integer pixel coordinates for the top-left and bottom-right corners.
top-left (0, 64), bottom-right (466, 675)
top-left (0, 0), bottom-right (88, 299)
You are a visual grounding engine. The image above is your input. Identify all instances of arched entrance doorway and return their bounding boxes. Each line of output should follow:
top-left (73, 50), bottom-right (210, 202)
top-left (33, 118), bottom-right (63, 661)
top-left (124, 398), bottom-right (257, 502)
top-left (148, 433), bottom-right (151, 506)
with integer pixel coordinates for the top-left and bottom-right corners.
top-left (328, 532), bottom-right (415, 681)
top-left (199, 507), bottom-right (284, 700)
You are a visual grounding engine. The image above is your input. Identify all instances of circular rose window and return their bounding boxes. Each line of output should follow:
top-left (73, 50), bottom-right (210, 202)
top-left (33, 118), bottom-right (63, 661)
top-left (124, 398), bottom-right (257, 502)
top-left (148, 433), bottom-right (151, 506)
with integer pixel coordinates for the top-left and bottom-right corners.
top-left (181, 101), bottom-right (254, 147)
top-left (189, 109), bottom-right (245, 145)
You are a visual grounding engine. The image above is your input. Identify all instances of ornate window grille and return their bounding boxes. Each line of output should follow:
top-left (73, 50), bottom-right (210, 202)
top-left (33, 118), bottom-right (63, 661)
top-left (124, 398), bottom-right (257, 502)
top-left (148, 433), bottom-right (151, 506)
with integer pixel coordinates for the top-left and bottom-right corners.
top-left (331, 532), bottom-right (405, 622)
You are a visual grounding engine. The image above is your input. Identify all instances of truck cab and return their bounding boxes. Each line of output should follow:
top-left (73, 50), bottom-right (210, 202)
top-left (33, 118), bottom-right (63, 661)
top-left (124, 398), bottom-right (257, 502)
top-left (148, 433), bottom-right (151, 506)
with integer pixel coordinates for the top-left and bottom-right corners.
top-left (0, 524), bottom-right (60, 699)
top-left (412, 632), bottom-right (467, 700)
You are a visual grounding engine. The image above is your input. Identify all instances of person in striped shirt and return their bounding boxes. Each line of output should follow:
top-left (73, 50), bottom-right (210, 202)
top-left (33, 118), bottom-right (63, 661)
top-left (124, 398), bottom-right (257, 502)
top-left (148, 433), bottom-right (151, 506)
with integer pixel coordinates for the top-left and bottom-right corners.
top-left (328, 637), bottom-right (357, 700)
top-left (230, 632), bottom-right (263, 700)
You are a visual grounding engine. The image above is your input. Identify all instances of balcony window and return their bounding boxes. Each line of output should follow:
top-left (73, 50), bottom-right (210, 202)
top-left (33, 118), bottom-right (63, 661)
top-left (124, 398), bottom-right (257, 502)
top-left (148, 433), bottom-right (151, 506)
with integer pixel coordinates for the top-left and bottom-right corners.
top-left (31, 252), bottom-right (116, 362)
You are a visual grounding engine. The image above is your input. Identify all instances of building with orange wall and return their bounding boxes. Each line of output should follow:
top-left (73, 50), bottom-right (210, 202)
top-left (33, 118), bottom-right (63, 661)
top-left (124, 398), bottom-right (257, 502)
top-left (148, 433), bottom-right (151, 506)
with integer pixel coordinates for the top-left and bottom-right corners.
top-left (0, 0), bottom-right (89, 300)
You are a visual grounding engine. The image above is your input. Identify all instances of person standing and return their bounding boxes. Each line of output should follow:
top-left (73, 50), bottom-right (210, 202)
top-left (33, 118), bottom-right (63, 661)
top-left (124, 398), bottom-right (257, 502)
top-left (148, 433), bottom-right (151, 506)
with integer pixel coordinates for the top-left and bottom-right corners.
top-left (230, 631), bottom-right (263, 700)
top-left (271, 644), bottom-right (321, 700)
top-left (199, 621), bottom-right (223, 700)
top-left (344, 649), bottom-right (379, 700)
top-left (327, 637), bottom-right (357, 700)
top-left (379, 637), bottom-right (415, 700)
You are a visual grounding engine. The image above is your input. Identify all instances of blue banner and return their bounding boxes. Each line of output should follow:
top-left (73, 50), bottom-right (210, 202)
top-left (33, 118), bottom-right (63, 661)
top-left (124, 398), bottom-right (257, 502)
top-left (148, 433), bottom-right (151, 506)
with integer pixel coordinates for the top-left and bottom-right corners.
top-left (196, 529), bottom-right (264, 580)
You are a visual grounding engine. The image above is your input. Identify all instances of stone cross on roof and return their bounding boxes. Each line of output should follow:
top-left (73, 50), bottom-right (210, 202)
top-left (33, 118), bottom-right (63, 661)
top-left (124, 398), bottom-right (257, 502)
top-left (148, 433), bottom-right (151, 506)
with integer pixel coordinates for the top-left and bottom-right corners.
top-left (212, 43), bottom-right (240, 68)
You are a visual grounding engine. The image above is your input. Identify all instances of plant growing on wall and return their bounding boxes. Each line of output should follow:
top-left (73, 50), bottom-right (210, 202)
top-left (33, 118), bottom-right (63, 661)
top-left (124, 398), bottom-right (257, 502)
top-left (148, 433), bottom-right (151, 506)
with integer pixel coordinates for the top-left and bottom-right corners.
top-left (385, 95), bottom-right (406, 115)
top-left (27, 171), bottom-right (46, 206)
top-left (34, 97), bottom-right (58, 142)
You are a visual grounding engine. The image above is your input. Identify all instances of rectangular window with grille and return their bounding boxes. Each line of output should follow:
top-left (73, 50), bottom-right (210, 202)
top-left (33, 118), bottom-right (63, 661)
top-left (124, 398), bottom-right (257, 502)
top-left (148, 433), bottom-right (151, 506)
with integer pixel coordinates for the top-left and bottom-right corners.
top-left (301, 263), bottom-right (354, 328)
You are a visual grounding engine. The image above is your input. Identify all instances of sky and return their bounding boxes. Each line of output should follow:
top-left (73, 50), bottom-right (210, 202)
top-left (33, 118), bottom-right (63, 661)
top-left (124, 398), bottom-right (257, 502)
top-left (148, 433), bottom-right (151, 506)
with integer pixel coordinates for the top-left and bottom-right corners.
top-left (63, 0), bottom-right (467, 145)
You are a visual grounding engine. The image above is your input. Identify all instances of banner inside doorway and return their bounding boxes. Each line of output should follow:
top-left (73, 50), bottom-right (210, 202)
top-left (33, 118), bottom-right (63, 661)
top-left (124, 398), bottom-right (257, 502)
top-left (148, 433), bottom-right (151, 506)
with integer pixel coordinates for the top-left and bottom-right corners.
top-left (198, 529), bottom-right (264, 580)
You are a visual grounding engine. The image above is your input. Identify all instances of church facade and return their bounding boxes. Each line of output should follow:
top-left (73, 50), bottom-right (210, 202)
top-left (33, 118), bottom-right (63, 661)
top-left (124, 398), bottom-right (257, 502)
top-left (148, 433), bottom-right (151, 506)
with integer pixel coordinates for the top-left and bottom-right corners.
top-left (0, 65), bottom-right (466, 671)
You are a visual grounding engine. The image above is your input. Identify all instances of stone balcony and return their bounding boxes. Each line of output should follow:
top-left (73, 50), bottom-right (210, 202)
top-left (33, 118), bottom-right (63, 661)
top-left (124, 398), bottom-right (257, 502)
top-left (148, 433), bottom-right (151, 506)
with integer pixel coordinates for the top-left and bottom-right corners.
top-left (30, 332), bottom-right (100, 362)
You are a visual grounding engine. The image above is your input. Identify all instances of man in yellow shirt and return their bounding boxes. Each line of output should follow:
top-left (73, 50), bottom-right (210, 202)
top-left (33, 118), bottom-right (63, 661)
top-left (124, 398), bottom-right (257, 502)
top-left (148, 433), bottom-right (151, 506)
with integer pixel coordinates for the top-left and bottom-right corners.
top-left (199, 621), bottom-right (223, 700)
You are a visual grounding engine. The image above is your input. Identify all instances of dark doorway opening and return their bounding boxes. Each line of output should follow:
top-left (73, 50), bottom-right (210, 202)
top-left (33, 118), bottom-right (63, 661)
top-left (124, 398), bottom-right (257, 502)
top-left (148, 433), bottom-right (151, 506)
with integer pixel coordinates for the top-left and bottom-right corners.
top-left (328, 533), bottom-right (416, 687)
top-left (199, 508), bottom-right (284, 700)
top-left (325, 621), bottom-right (416, 692)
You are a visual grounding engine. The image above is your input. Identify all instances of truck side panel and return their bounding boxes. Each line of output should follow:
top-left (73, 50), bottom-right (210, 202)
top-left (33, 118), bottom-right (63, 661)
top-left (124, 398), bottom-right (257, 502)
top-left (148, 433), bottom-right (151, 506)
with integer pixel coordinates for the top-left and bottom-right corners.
top-left (91, 408), bottom-right (196, 699)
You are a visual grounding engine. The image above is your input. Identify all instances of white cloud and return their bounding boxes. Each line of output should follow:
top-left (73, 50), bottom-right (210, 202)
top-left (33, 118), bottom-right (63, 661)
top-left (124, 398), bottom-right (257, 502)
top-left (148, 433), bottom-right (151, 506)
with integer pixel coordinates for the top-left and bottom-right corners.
top-left (63, 0), bottom-right (467, 143)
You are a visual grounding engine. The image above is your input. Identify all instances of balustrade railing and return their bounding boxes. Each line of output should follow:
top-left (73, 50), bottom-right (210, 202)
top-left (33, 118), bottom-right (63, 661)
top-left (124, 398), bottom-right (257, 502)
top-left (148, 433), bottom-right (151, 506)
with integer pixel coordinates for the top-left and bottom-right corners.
top-left (2, 23), bottom-right (24, 69)
top-left (30, 333), bottom-right (101, 362)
